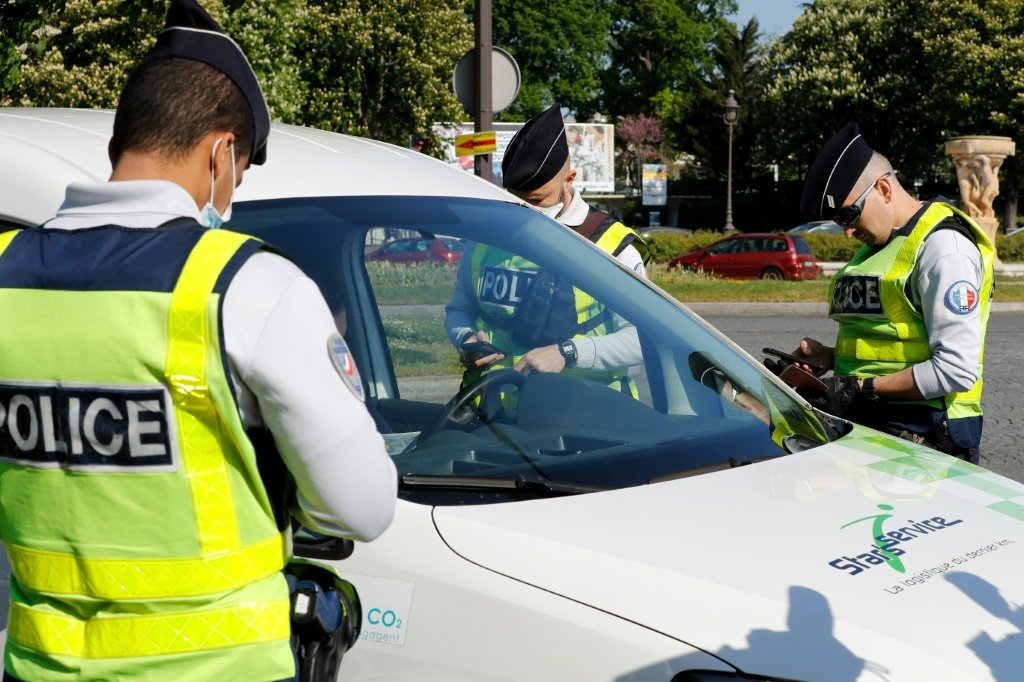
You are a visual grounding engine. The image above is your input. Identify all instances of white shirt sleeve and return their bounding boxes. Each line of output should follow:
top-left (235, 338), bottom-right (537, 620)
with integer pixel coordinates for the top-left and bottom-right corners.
top-left (574, 243), bottom-right (644, 369)
top-left (224, 252), bottom-right (397, 541)
top-left (909, 229), bottom-right (986, 399)
top-left (444, 251), bottom-right (479, 348)
top-left (445, 242), bottom-right (645, 370)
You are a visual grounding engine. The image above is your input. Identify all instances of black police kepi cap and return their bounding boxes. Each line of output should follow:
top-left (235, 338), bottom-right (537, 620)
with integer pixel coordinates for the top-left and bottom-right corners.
top-left (145, 0), bottom-right (270, 166)
top-left (502, 103), bottom-right (569, 191)
top-left (800, 122), bottom-right (874, 219)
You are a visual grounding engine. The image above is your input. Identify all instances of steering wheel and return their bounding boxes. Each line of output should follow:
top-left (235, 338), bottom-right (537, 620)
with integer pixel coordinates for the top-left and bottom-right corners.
top-left (404, 368), bottom-right (528, 451)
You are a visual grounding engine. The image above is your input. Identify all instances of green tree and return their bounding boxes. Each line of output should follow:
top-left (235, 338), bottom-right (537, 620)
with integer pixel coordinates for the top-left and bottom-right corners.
top-left (910, 0), bottom-right (1024, 229)
top-left (293, 0), bottom-right (471, 143)
top-left (675, 16), bottom-right (766, 184)
top-left (760, 0), bottom-right (921, 181)
top-left (601, 0), bottom-right (735, 124)
top-left (0, 0), bottom-right (60, 93)
top-left (0, 0), bottom-right (171, 108)
top-left (0, 0), bottom-right (308, 120)
top-left (0, 0), bottom-right (472, 147)
top-left (491, 0), bottom-right (611, 120)
top-left (223, 0), bottom-right (306, 124)
top-left (760, 0), bottom-right (1023, 227)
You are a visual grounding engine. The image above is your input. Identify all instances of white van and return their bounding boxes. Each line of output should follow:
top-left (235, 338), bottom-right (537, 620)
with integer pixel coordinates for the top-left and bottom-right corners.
top-left (2, 108), bottom-right (1023, 681)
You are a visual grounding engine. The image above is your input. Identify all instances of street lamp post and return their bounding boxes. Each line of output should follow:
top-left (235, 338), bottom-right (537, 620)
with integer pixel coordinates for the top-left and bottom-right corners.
top-left (723, 89), bottom-right (740, 232)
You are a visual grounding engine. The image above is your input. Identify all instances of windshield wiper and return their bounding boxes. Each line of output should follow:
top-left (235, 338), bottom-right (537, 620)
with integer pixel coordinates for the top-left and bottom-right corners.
top-left (399, 473), bottom-right (606, 497)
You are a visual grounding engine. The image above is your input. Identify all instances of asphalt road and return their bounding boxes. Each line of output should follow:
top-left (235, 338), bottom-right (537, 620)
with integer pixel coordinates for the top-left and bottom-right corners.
top-left (697, 305), bottom-right (1024, 483)
top-left (389, 302), bottom-right (1024, 482)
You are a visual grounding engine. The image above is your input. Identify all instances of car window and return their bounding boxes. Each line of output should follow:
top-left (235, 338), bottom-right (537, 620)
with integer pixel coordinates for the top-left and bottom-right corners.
top-left (228, 197), bottom-right (832, 504)
top-left (791, 236), bottom-right (813, 255)
top-left (769, 238), bottom-right (787, 252)
top-left (708, 239), bottom-right (741, 255)
top-left (382, 239), bottom-right (410, 253)
top-left (742, 238), bottom-right (767, 253)
top-left (440, 238), bottom-right (465, 251)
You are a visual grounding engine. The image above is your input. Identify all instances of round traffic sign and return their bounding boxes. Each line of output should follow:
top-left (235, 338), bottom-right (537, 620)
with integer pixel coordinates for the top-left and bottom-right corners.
top-left (452, 47), bottom-right (521, 113)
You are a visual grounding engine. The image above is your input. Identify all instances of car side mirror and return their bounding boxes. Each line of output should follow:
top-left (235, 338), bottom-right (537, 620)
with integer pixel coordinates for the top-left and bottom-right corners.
top-left (294, 527), bottom-right (354, 561)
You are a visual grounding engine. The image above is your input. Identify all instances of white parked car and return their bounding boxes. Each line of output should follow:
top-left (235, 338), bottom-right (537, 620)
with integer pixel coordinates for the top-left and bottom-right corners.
top-left (3, 108), bottom-right (1024, 681)
top-left (788, 220), bottom-right (845, 235)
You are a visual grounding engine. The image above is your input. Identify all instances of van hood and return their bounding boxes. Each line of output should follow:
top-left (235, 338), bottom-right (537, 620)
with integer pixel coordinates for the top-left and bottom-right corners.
top-left (433, 429), bottom-right (1024, 681)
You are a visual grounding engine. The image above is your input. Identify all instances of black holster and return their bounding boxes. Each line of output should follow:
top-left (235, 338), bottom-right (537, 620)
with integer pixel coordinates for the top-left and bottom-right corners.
top-left (287, 563), bottom-right (361, 682)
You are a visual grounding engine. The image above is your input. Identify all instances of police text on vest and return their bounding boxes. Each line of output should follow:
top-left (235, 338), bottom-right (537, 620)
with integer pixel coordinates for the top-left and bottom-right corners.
top-left (831, 275), bottom-right (884, 316)
top-left (0, 383), bottom-right (175, 469)
top-left (479, 266), bottom-right (536, 309)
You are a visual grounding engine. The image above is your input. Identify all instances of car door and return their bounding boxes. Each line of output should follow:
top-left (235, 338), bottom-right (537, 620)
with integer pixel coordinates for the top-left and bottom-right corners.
top-left (699, 237), bottom-right (742, 277)
top-left (732, 237), bottom-right (765, 278)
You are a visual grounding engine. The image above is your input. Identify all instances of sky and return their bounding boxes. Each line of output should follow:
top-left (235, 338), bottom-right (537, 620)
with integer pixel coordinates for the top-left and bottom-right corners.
top-left (730, 1), bottom-right (806, 37)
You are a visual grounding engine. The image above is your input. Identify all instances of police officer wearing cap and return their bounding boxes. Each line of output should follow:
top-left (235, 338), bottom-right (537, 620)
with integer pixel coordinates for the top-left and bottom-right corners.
top-left (0, 2), bottom-right (396, 680)
top-left (787, 123), bottom-right (993, 463)
top-left (446, 103), bottom-right (650, 393)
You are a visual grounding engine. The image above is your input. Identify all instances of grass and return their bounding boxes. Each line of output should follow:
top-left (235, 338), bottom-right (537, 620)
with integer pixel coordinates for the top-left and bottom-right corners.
top-left (375, 263), bottom-right (1024, 378)
top-left (650, 264), bottom-right (829, 302)
top-left (651, 265), bottom-right (1024, 303)
top-left (381, 314), bottom-right (462, 378)
top-left (369, 261), bottom-right (1024, 307)
top-left (367, 261), bottom-right (456, 306)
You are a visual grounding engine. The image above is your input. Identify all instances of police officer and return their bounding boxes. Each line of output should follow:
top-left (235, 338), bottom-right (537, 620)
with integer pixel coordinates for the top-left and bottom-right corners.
top-left (446, 103), bottom-right (650, 391)
top-left (789, 123), bottom-right (993, 463)
top-left (0, 2), bottom-right (396, 680)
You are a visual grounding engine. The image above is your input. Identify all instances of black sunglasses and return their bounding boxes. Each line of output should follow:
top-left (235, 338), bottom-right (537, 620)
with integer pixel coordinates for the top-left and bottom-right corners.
top-left (834, 171), bottom-right (894, 226)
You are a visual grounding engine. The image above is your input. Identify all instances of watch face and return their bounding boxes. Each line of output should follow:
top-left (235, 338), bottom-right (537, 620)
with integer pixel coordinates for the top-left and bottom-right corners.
top-left (560, 340), bottom-right (576, 365)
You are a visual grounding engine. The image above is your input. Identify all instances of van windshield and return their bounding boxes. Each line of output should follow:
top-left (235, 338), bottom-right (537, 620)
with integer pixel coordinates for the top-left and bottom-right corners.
top-left (229, 196), bottom-right (832, 504)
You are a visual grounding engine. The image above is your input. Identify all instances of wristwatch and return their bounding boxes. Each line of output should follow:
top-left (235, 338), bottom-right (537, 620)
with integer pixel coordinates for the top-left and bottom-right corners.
top-left (558, 339), bottom-right (578, 368)
top-left (861, 377), bottom-right (879, 401)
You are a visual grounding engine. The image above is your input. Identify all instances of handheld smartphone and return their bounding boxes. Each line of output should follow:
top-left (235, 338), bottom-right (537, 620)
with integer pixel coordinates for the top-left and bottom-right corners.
top-left (461, 340), bottom-right (504, 357)
top-left (762, 347), bottom-right (827, 374)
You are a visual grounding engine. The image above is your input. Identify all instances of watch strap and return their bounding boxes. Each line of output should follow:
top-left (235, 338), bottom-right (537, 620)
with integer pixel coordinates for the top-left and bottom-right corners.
top-left (862, 377), bottom-right (879, 401)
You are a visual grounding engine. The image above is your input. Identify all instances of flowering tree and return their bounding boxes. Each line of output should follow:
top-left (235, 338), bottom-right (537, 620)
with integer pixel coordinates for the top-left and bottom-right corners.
top-left (296, 0), bottom-right (470, 143)
top-left (0, 0), bottom-right (170, 108)
top-left (0, 0), bottom-right (471, 147)
top-left (760, 0), bottom-right (1023, 227)
top-left (617, 113), bottom-right (666, 187)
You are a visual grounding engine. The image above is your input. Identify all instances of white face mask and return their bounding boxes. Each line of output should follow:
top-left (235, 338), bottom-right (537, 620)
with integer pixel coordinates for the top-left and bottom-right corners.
top-left (535, 201), bottom-right (564, 219)
top-left (198, 138), bottom-right (236, 229)
top-left (532, 185), bottom-right (567, 220)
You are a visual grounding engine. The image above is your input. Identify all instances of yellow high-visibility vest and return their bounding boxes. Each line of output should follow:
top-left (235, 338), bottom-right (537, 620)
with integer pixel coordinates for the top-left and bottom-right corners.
top-left (0, 225), bottom-right (293, 681)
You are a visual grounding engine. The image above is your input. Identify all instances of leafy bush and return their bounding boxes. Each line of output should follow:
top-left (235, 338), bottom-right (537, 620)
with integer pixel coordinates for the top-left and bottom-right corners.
top-left (802, 233), bottom-right (860, 262)
top-left (996, 234), bottom-right (1024, 263)
top-left (644, 229), bottom-right (728, 263)
top-left (645, 229), bottom-right (862, 264)
top-left (365, 261), bottom-right (458, 287)
top-left (805, 232), bottom-right (1024, 263)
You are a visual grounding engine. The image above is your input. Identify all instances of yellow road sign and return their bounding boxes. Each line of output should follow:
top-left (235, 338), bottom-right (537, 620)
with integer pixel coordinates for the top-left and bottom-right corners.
top-left (455, 132), bottom-right (497, 157)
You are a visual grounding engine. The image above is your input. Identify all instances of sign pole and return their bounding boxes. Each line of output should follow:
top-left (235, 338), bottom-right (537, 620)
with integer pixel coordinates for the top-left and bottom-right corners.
top-left (474, 0), bottom-right (493, 183)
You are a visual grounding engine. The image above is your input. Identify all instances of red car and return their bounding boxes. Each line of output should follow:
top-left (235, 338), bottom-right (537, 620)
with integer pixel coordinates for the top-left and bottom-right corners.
top-left (668, 232), bottom-right (820, 280)
top-left (367, 236), bottom-right (465, 264)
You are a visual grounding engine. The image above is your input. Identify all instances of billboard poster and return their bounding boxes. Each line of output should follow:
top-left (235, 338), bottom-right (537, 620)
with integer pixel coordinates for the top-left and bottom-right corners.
top-left (433, 121), bottom-right (616, 193)
top-left (641, 163), bottom-right (667, 206)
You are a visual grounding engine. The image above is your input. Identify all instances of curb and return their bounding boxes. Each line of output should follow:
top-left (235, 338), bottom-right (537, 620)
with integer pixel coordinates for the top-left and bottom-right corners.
top-left (820, 262), bottom-right (1024, 277)
top-left (381, 302), bottom-right (1024, 319)
top-left (687, 301), bottom-right (1024, 316)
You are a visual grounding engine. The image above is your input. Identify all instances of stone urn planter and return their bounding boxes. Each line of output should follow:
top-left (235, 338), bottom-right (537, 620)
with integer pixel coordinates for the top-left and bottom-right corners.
top-left (944, 135), bottom-right (1016, 265)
